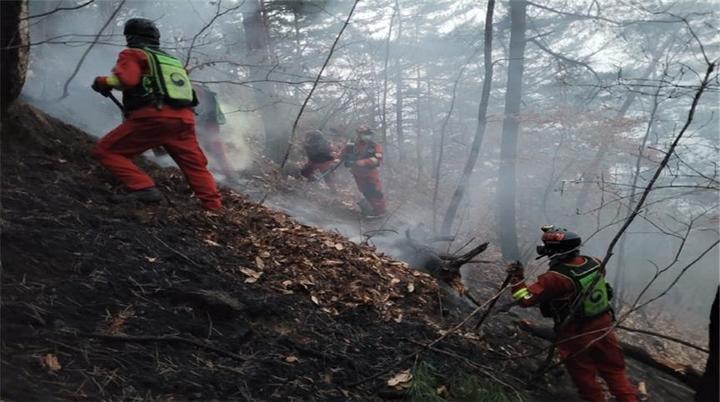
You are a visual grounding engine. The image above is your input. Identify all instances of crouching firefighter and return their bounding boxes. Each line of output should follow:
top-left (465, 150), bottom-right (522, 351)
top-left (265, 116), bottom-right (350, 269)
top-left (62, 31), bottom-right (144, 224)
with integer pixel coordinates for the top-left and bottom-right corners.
top-left (193, 83), bottom-right (236, 183)
top-left (508, 225), bottom-right (637, 402)
top-left (301, 130), bottom-right (338, 191)
top-left (340, 125), bottom-right (387, 217)
top-left (90, 18), bottom-right (222, 210)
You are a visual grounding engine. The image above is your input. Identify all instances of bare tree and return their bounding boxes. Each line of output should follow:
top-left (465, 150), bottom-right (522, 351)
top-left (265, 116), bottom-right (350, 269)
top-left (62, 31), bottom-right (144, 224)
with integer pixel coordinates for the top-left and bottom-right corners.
top-left (0, 0), bottom-right (29, 117)
top-left (441, 0), bottom-right (495, 235)
top-left (496, 0), bottom-right (527, 261)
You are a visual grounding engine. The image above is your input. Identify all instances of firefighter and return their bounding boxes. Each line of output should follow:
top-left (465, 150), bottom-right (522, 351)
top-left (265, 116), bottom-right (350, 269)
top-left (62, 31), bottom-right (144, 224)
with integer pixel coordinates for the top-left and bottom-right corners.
top-left (90, 18), bottom-right (221, 210)
top-left (509, 225), bottom-right (637, 402)
top-left (193, 84), bottom-right (236, 182)
top-left (340, 125), bottom-right (386, 217)
top-left (300, 130), bottom-right (338, 191)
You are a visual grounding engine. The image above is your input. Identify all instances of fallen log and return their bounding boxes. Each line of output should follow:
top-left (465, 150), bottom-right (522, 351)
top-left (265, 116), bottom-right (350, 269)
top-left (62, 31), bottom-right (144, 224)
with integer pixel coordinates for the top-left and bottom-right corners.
top-left (516, 320), bottom-right (702, 388)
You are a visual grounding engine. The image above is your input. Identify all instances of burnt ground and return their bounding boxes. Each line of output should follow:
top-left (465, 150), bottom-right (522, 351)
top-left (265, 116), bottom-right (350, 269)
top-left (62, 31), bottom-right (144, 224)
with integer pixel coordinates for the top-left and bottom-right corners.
top-left (0, 102), bottom-right (695, 401)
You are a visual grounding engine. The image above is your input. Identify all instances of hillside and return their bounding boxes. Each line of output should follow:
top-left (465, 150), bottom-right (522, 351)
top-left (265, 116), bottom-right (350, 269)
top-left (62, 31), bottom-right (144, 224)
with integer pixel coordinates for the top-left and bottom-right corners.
top-left (0, 103), bottom-right (698, 401)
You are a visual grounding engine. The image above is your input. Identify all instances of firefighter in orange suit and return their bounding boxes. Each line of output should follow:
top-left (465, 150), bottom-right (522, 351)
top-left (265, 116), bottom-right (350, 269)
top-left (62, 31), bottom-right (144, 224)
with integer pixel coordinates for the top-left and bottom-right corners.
top-left (509, 225), bottom-right (637, 402)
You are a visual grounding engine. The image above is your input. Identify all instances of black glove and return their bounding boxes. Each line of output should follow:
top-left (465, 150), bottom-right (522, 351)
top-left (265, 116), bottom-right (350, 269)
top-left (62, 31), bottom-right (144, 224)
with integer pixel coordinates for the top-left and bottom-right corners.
top-left (506, 261), bottom-right (524, 278)
top-left (91, 79), bottom-right (111, 97)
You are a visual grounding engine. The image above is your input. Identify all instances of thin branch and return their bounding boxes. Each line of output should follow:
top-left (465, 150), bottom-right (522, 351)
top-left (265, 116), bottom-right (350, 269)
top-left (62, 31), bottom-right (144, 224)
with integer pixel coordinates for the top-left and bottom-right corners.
top-left (278, 0), bottom-right (360, 169)
top-left (59, 0), bottom-right (126, 100)
top-left (184, 0), bottom-right (246, 68)
top-left (80, 332), bottom-right (249, 362)
top-left (23, 0), bottom-right (95, 20)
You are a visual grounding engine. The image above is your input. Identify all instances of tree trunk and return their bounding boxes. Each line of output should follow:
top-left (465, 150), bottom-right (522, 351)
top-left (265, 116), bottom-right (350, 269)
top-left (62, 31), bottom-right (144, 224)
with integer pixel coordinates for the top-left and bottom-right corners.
top-left (1, 0), bottom-right (29, 120)
top-left (496, 0), bottom-right (526, 261)
top-left (441, 0), bottom-right (495, 234)
top-left (242, 0), bottom-right (285, 164)
top-left (415, 65), bottom-right (424, 184)
top-left (394, 0), bottom-right (406, 162)
top-left (696, 289), bottom-right (719, 401)
top-left (380, 2), bottom-right (397, 158)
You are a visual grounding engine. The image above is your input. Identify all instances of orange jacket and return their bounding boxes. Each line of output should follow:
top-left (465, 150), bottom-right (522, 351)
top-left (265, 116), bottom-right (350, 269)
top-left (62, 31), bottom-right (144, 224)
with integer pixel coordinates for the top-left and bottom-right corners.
top-left (100, 49), bottom-right (195, 123)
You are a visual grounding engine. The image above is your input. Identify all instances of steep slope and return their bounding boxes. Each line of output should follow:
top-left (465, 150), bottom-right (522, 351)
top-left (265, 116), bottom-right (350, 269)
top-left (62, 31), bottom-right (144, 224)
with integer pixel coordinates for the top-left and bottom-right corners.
top-left (1, 103), bottom-right (697, 402)
top-left (0, 103), bottom-right (522, 401)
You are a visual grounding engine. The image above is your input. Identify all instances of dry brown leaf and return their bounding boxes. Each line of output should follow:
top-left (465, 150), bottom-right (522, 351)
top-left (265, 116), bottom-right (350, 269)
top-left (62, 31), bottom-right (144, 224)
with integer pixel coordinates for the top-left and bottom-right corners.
top-left (260, 251), bottom-right (271, 258)
top-left (204, 239), bottom-right (221, 247)
top-left (334, 243), bottom-right (344, 251)
top-left (387, 370), bottom-right (412, 388)
top-left (40, 353), bottom-right (62, 372)
top-left (239, 267), bottom-right (262, 279)
top-left (436, 384), bottom-right (448, 397)
top-left (255, 256), bottom-right (265, 270)
top-left (407, 283), bottom-right (415, 293)
top-left (285, 355), bottom-right (299, 363)
top-left (311, 295), bottom-right (320, 305)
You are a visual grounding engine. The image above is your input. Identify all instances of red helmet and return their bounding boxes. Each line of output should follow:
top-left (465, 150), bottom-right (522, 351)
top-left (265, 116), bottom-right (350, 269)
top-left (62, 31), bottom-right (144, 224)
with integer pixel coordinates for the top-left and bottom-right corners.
top-left (537, 225), bottom-right (582, 256)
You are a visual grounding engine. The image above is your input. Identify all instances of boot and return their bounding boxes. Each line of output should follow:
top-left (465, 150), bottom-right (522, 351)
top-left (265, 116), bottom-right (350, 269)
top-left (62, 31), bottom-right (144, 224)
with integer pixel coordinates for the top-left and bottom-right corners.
top-left (110, 187), bottom-right (162, 204)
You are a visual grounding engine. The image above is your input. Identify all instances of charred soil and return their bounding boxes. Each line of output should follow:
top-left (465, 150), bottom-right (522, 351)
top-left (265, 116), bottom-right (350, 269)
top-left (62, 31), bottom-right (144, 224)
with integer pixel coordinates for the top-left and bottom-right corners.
top-left (1, 103), bottom-right (695, 402)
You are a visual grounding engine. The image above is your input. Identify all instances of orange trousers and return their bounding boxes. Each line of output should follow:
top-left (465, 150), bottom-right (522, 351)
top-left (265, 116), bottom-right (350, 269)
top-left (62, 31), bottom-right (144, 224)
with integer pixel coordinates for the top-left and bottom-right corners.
top-left (92, 117), bottom-right (222, 210)
top-left (557, 314), bottom-right (637, 402)
top-left (351, 169), bottom-right (386, 214)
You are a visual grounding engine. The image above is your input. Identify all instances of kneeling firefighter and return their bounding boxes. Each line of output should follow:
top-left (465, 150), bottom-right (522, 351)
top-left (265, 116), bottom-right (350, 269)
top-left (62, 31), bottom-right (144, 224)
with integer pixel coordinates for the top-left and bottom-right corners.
top-left (340, 125), bottom-right (387, 217)
top-left (508, 225), bottom-right (637, 402)
top-left (91, 18), bottom-right (221, 210)
top-left (301, 130), bottom-right (338, 191)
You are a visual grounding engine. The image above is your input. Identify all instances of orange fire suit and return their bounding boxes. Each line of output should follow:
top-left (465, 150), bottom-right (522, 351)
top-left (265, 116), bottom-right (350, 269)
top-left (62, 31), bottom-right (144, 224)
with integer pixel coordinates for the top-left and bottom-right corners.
top-left (341, 140), bottom-right (386, 214)
top-left (91, 48), bottom-right (221, 210)
top-left (511, 256), bottom-right (637, 402)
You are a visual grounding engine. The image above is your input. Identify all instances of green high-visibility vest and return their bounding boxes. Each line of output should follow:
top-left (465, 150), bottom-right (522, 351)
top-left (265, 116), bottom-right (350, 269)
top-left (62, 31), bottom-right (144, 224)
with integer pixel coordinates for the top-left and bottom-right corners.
top-left (549, 256), bottom-right (610, 318)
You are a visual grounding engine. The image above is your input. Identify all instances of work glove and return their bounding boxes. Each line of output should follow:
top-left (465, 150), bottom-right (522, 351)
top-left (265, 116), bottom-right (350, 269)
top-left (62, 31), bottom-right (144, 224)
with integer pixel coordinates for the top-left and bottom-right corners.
top-left (92, 76), bottom-right (111, 97)
top-left (506, 260), bottom-right (525, 279)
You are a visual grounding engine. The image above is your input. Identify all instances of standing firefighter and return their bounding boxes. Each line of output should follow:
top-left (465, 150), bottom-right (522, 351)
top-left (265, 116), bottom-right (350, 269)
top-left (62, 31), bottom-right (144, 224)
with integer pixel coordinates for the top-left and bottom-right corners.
top-left (301, 130), bottom-right (338, 191)
top-left (90, 18), bottom-right (221, 210)
top-left (509, 225), bottom-right (637, 402)
top-left (341, 125), bottom-right (386, 217)
top-left (193, 84), bottom-right (235, 182)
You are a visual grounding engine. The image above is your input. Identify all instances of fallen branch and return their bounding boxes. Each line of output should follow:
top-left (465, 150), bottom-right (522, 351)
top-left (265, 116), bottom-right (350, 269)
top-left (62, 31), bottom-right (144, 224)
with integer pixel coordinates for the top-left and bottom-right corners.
top-left (59, 0), bottom-right (126, 100)
top-left (404, 338), bottom-right (523, 396)
top-left (80, 332), bottom-right (249, 362)
top-left (347, 282), bottom-right (509, 387)
top-left (616, 325), bottom-right (709, 353)
top-left (474, 273), bottom-right (512, 330)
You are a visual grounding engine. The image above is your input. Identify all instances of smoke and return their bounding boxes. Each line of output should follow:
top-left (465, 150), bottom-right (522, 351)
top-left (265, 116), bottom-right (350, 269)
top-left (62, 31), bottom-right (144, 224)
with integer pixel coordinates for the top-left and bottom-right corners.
top-left (22, 0), bottom-right (719, 331)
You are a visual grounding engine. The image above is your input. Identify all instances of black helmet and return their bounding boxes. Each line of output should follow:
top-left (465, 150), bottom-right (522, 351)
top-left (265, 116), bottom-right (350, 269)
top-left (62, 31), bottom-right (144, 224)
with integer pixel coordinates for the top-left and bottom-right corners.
top-left (356, 125), bottom-right (375, 135)
top-left (124, 18), bottom-right (160, 48)
top-left (536, 225), bottom-right (581, 257)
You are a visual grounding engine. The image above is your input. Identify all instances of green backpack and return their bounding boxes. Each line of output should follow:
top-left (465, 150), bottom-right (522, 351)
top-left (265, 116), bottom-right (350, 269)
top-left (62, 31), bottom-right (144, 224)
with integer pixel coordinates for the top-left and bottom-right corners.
top-left (140, 48), bottom-right (194, 107)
